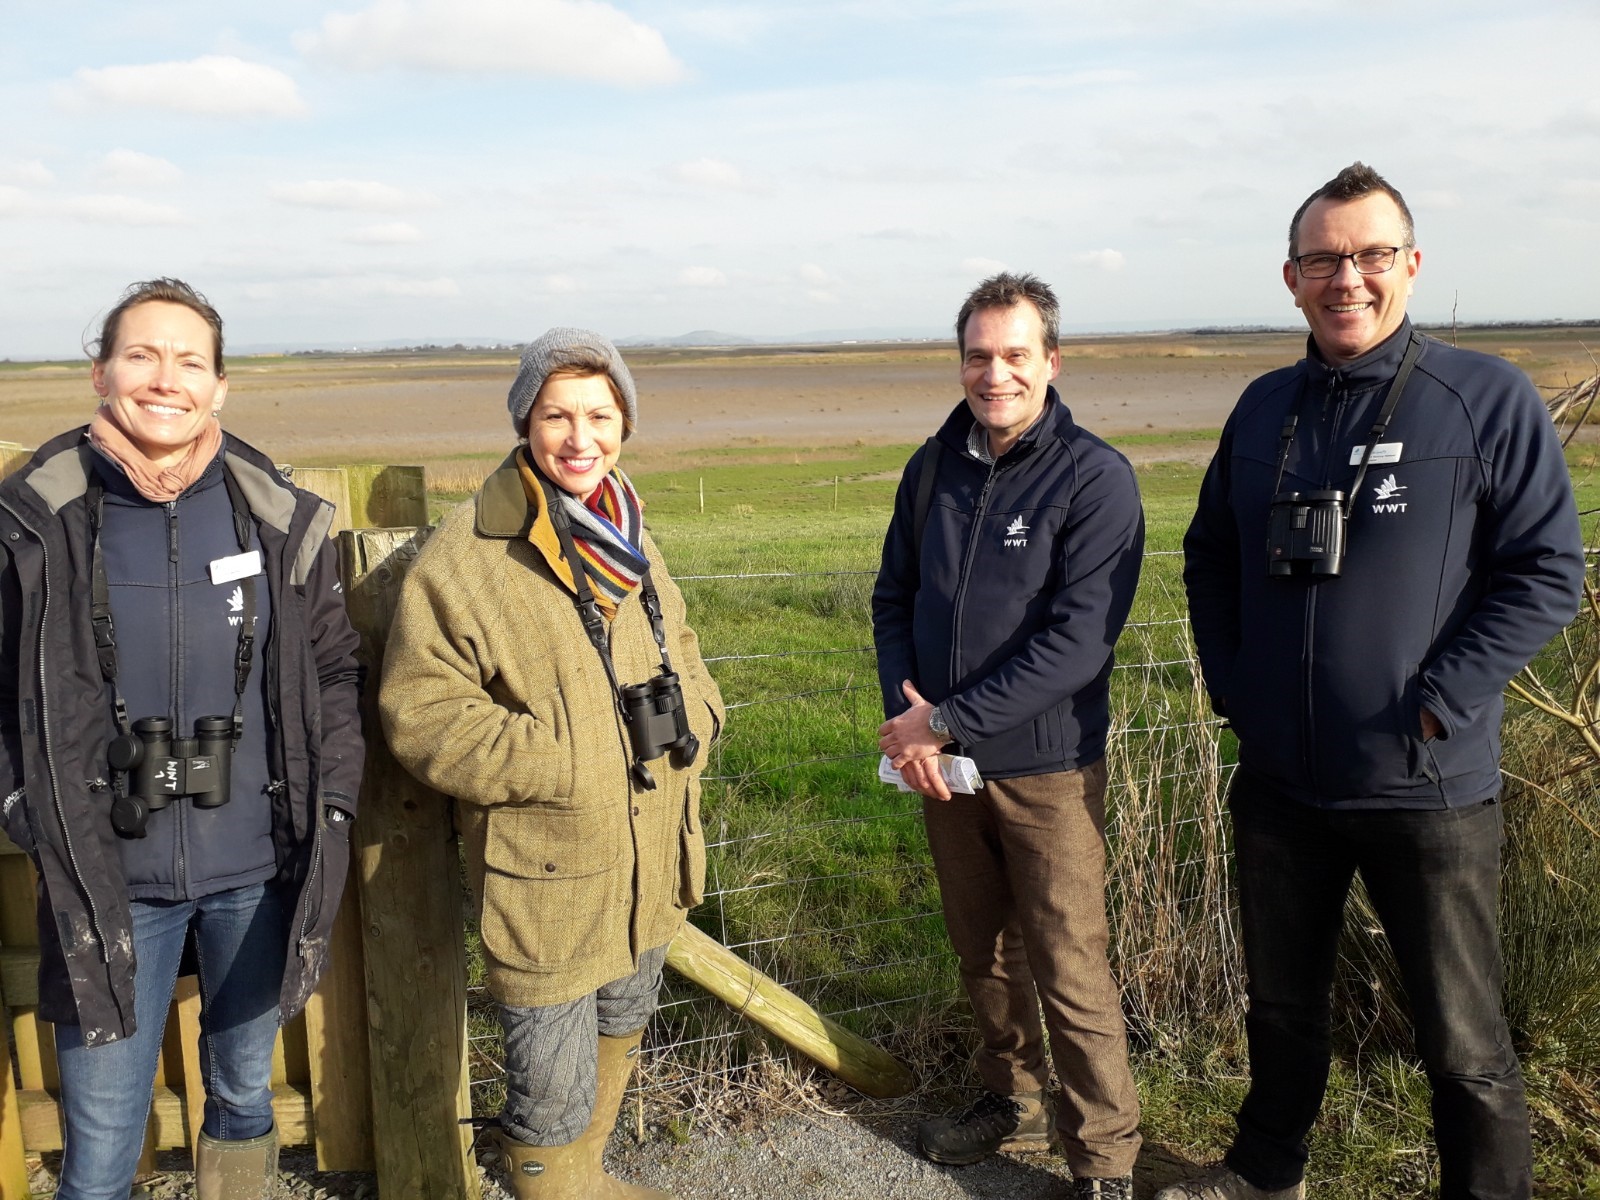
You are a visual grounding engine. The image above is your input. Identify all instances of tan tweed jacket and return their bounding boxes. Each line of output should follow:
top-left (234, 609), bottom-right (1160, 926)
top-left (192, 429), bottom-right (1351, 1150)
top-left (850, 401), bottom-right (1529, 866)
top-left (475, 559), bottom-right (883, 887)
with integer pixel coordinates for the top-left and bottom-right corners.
top-left (379, 455), bottom-right (724, 1007)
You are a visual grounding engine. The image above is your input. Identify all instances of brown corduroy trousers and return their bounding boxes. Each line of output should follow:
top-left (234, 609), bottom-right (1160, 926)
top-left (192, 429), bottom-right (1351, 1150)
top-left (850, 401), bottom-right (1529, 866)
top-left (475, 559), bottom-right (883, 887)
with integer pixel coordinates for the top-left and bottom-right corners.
top-left (923, 757), bottom-right (1142, 1177)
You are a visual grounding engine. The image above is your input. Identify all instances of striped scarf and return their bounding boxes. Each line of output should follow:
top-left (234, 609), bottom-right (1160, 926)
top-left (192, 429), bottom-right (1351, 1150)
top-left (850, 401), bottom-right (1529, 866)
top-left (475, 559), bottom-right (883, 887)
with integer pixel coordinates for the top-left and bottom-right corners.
top-left (516, 450), bottom-right (649, 618)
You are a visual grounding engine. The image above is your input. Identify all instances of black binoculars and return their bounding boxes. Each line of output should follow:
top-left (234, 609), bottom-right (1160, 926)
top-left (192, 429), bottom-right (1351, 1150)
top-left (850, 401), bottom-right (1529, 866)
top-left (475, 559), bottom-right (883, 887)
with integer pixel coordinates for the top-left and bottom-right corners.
top-left (107, 715), bottom-right (233, 838)
top-left (1267, 489), bottom-right (1348, 579)
top-left (620, 671), bottom-right (699, 790)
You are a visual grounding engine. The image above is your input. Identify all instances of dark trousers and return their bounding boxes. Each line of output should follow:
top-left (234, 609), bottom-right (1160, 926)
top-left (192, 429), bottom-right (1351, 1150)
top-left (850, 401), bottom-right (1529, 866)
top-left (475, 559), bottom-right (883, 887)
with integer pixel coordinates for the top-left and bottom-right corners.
top-left (924, 758), bottom-right (1142, 1177)
top-left (1225, 772), bottom-right (1531, 1199)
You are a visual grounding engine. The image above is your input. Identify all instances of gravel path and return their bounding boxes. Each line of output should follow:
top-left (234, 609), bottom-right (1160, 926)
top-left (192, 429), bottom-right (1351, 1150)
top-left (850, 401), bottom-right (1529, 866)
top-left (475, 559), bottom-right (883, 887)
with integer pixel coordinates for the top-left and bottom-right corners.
top-left (28, 1113), bottom-right (1198, 1199)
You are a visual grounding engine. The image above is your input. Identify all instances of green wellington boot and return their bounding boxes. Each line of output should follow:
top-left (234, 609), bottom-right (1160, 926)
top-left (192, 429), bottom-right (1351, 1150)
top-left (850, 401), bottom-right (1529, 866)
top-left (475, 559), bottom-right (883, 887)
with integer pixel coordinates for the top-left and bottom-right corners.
top-left (588, 1030), bottom-right (674, 1199)
top-left (194, 1126), bottom-right (278, 1200)
top-left (495, 1030), bottom-right (672, 1199)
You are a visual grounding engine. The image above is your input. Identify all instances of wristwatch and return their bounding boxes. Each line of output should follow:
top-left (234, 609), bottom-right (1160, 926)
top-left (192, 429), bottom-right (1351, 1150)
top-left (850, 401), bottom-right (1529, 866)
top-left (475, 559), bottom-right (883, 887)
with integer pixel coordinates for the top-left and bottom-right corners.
top-left (928, 705), bottom-right (950, 742)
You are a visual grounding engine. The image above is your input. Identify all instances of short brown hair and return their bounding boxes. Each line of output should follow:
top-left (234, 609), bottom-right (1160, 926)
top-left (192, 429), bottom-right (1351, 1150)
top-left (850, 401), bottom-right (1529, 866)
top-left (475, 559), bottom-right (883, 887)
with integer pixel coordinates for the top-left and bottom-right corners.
top-left (541, 344), bottom-right (636, 437)
top-left (1287, 162), bottom-right (1415, 258)
top-left (88, 278), bottom-right (226, 376)
top-left (955, 272), bottom-right (1060, 356)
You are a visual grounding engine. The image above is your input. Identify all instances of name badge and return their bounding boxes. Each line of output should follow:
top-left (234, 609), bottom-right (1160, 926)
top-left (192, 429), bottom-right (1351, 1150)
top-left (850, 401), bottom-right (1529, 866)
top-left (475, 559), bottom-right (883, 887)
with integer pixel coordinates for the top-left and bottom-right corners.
top-left (209, 550), bottom-right (263, 585)
top-left (1350, 442), bottom-right (1403, 466)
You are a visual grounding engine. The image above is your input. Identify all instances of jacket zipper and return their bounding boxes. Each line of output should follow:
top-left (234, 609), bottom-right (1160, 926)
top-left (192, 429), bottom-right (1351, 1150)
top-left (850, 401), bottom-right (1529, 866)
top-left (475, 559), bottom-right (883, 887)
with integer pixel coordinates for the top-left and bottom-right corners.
top-left (949, 459), bottom-right (1000, 695)
top-left (0, 497), bottom-right (110, 960)
top-left (1300, 375), bottom-right (1350, 798)
top-left (297, 820), bottom-right (323, 953)
top-left (168, 500), bottom-right (188, 894)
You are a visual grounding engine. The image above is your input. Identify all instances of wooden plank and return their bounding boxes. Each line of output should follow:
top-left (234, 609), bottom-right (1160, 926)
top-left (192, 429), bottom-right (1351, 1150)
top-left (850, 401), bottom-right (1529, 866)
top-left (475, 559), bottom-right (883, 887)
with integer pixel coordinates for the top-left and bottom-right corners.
top-left (289, 468), bottom-right (353, 535)
top-left (0, 443), bottom-right (32, 482)
top-left (18, 1084), bottom-right (313, 1153)
top-left (303, 886), bottom-right (374, 1170)
top-left (340, 527), bottom-right (480, 1200)
top-left (174, 976), bottom-right (205, 1151)
top-left (11, 1013), bottom-right (52, 1092)
top-left (295, 465), bottom-right (379, 1172)
top-left (343, 465), bottom-right (428, 530)
top-left (666, 922), bottom-right (916, 1099)
top-left (0, 1003), bottom-right (33, 1200)
top-left (0, 949), bottom-right (36, 1008)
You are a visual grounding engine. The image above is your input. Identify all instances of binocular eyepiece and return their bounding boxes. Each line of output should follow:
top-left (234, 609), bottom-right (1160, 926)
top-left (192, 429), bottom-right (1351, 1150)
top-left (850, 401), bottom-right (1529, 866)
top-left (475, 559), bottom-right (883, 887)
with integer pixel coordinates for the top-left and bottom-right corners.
top-left (620, 671), bottom-right (699, 791)
top-left (108, 715), bottom-right (233, 838)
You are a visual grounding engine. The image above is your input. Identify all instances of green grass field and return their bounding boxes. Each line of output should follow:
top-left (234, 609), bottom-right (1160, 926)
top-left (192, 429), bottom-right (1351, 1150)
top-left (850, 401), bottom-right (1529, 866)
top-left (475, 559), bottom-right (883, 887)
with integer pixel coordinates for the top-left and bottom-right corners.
top-left (452, 437), bottom-right (1600, 1198)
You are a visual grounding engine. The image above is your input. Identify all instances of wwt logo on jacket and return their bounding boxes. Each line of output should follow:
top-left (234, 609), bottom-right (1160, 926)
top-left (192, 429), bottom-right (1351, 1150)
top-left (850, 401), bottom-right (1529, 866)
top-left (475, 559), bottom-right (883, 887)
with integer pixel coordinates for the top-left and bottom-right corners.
top-left (1003, 515), bottom-right (1030, 547)
top-left (1372, 473), bottom-right (1408, 514)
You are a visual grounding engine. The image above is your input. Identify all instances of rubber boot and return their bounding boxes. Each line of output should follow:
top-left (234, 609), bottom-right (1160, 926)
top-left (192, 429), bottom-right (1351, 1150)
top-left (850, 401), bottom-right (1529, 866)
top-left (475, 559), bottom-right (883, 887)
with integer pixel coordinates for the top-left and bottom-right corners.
top-left (194, 1125), bottom-right (278, 1200)
top-left (587, 1030), bottom-right (673, 1199)
top-left (494, 1130), bottom-right (588, 1200)
top-left (493, 1031), bottom-right (672, 1199)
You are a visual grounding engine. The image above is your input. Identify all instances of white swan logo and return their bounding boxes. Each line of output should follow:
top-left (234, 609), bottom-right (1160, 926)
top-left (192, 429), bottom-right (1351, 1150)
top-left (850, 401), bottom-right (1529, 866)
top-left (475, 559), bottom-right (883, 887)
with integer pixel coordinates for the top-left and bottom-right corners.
top-left (1003, 515), bottom-right (1030, 548)
top-left (1372, 474), bottom-right (1409, 515)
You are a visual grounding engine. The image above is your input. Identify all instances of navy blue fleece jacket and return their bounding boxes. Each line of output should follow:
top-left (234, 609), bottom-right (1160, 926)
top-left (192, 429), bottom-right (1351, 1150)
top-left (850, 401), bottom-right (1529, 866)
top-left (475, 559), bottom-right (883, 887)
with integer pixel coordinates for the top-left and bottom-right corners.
top-left (873, 391), bottom-right (1144, 780)
top-left (1183, 320), bottom-right (1584, 808)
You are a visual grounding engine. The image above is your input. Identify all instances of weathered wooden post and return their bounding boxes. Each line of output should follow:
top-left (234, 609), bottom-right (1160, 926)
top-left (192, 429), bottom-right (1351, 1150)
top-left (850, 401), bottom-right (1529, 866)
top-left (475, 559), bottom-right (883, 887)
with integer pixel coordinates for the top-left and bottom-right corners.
top-left (340, 524), bottom-right (480, 1200)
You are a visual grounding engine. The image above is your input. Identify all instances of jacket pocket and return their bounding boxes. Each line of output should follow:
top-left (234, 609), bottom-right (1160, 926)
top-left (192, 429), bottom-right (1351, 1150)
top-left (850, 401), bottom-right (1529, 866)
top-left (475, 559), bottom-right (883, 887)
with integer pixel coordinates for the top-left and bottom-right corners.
top-left (479, 806), bottom-right (623, 970)
top-left (677, 777), bottom-right (705, 910)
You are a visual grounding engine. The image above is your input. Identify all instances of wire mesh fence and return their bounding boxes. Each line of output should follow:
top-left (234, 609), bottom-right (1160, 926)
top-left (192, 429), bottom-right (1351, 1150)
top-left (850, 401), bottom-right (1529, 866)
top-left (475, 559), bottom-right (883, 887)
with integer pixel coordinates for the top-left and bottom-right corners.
top-left (462, 545), bottom-right (1241, 1117)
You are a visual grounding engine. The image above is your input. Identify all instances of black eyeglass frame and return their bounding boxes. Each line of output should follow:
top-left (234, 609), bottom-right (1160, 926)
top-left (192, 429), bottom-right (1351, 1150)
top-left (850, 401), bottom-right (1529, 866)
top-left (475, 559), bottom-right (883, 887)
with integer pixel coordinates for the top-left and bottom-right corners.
top-left (1290, 246), bottom-right (1411, 279)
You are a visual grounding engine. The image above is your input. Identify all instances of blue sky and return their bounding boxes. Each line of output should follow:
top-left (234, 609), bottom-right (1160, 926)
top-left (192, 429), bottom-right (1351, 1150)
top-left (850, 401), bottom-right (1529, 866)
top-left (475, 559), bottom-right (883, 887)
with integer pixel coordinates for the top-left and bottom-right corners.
top-left (2, 0), bottom-right (1597, 357)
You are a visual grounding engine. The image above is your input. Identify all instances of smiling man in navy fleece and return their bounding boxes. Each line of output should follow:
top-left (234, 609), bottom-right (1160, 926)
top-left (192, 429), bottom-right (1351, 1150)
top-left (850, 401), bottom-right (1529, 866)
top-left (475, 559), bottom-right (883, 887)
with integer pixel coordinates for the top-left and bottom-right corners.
top-left (874, 271), bottom-right (1145, 1200)
top-left (1169, 164), bottom-right (1584, 1200)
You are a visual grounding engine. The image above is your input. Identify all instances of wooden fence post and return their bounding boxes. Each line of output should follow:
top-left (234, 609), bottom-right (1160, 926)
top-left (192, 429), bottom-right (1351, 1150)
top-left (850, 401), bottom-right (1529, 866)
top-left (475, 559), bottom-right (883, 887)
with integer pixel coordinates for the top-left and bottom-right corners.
top-left (340, 526), bottom-right (480, 1200)
top-left (297, 463), bottom-right (428, 1169)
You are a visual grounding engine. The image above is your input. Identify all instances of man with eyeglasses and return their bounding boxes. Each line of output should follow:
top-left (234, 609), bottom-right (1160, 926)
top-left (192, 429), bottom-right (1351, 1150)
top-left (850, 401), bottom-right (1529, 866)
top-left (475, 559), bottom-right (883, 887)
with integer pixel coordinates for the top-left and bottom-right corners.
top-left (1168, 164), bottom-right (1583, 1200)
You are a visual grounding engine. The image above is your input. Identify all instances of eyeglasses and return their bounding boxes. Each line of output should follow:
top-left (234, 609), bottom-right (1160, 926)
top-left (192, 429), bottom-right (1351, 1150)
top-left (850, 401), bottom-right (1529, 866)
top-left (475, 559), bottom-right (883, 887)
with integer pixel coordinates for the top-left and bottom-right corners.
top-left (1291, 247), bottom-right (1407, 279)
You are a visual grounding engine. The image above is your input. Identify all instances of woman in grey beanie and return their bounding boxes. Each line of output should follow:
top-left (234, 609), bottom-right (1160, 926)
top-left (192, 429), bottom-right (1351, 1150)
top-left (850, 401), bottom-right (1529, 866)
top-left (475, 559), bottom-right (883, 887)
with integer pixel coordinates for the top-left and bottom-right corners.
top-left (382, 327), bottom-right (722, 1199)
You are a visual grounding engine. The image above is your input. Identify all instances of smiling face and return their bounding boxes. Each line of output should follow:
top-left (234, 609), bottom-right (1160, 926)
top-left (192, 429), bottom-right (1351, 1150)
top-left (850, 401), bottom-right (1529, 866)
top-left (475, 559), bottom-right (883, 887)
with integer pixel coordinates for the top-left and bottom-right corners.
top-left (526, 373), bottom-right (624, 499)
top-left (91, 301), bottom-right (228, 469)
top-left (959, 302), bottom-right (1060, 457)
top-left (1284, 192), bottom-right (1420, 366)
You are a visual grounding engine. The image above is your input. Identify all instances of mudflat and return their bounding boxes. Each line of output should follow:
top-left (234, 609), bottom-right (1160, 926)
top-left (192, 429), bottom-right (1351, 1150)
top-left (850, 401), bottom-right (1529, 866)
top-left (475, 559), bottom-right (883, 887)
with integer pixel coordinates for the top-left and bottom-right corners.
top-left (4, 327), bottom-right (1595, 473)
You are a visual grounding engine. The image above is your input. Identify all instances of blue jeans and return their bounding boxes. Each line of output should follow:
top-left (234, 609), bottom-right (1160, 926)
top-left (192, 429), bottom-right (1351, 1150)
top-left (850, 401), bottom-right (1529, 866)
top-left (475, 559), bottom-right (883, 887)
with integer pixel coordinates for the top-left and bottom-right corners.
top-left (1224, 773), bottom-right (1531, 1200)
top-left (53, 881), bottom-right (289, 1200)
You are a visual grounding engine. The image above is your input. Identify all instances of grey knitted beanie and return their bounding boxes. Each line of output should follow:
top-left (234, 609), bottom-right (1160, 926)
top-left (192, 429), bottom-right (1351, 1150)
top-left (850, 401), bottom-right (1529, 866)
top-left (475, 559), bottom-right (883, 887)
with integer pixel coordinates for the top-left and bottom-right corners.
top-left (507, 327), bottom-right (638, 438)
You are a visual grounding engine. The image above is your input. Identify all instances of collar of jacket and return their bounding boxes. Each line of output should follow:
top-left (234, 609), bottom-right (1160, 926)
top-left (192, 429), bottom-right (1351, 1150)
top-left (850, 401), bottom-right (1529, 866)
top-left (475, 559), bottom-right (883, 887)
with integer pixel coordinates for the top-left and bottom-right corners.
top-left (1301, 318), bottom-right (1420, 394)
top-left (3, 426), bottom-right (332, 588)
top-left (475, 450), bottom-right (534, 539)
top-left (932, 384), bottom-right (1077, 460)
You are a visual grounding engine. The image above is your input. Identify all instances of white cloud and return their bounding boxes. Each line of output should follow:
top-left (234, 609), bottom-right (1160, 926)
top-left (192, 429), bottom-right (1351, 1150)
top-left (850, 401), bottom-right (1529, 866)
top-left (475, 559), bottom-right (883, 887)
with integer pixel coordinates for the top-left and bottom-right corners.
top-left (96, 150), bottom-right (183, 188)
top-left (961, 256), bottom-right (1008, 275)
top-left (346, 221), bottom-right (424, 244)
top-left (798, 263), bottom-right (833, 286)
top-left (1072, 249), bottom-right (1126, 272)
top-left (546, 274), bottom-right (579, 294)
top-left (1, 160), bottom-right (54, 187)
top-left (1558, 180), bottom-right (1600, 200)
top-left (271, 180), bottom-right (437, 211)
top-left (669, 157), bottom-right (746, 190)
top-left (65, 195), bottom-right (189, 226)
top-left (62, 56), bottom-right (307, 118)
top-left (1412, 189), bottom-right (1464, 211)
top-left (0, 186), bottom-right (29, 216)
top-left (680, 266), bottom-right (727, 287)
top-left (296, 0), bottom-right (686, 86)
top-left (806, 289), bottom-right (838, 305)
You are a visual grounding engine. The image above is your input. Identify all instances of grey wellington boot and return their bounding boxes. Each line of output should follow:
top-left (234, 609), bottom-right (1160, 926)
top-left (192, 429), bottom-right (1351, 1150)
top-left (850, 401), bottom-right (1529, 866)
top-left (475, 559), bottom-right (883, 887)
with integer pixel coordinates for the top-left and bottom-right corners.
top-left (194, 1125), bottom-right (278, 1200)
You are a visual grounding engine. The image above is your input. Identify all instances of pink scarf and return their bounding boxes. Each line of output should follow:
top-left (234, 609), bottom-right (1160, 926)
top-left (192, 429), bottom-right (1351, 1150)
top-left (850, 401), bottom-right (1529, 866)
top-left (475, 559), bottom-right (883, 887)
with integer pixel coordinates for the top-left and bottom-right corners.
top-left (88, 410), bottom-right (224, 503)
